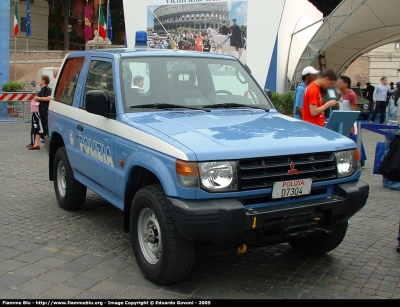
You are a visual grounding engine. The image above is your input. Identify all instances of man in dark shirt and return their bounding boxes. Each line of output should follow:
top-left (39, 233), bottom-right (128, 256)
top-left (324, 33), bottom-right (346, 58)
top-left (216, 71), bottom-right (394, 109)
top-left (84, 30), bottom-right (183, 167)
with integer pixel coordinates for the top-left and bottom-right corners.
top-left (229, 18), bottom-right (243, 50)
top-left (365, 82), bottom-right (375, 114)
top-left (219, 21), bottom-right (229, 35)
top-left (202, 33), bottom-right (211, 52)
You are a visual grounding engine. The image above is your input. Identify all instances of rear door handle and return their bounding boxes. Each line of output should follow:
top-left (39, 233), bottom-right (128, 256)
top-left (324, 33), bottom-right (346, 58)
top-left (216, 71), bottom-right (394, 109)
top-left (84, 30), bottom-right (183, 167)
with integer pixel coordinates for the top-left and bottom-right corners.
top-left (77, 124), bottom-right (84, 132)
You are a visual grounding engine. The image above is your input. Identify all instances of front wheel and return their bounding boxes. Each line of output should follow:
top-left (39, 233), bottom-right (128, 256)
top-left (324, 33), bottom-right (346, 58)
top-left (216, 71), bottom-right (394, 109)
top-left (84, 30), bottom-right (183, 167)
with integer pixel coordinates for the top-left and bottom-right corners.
top-left (289, 222), bottom-right (348, 255)
top-left (53, 147), bottom-right (87, 210)
top-left (130, 185), bottom-right (196, 285)
top-left (362, 114), bottom-right (369, 120)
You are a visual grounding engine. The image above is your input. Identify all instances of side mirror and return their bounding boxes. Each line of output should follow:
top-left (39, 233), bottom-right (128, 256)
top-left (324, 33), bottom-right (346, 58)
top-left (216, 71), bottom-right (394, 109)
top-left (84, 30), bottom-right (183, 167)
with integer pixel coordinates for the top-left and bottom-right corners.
top-left (86, 90), bottom-right (110, 117)
top-left (264, 88), bottom-right (272, 101)
top-left (31, 81), bottom-right (36, 87)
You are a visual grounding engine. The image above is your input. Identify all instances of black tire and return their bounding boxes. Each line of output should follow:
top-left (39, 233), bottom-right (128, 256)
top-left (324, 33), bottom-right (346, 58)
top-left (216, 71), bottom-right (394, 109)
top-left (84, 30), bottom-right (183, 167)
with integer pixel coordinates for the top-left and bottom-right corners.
top-left (289, 222), bottom-right (348, 255)
top-left (130, 184), bottom-right (196, 285)
top-left (53, 147), bottom-right (87, 210)
top-left (362, 114), bottom-right (369, 120)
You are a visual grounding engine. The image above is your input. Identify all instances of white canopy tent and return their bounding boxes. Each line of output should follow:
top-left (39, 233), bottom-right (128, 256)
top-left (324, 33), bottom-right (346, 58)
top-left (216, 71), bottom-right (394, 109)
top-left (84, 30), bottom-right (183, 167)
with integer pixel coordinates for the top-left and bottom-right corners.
top-left (292, 0), bottom-right (400, 85)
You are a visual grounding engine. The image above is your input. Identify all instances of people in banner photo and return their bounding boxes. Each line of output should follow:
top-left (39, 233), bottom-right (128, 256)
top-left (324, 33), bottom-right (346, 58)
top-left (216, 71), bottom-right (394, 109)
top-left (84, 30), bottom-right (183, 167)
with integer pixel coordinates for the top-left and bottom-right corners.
top-left (202, 33), bottom-right (211, 52)
top-left (229, 18), bottom-right (243, 50)
top-left (195, 31), bottom-right (204, 52)
top-left (219, 20), bottom-right (229, 35)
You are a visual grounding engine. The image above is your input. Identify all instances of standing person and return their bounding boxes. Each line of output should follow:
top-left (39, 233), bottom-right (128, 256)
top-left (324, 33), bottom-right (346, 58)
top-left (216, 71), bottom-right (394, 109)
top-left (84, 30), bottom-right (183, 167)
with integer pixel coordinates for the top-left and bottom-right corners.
top-left (178, 34), bottom-right (184, 50)
top-left (397, 224), bottom-right (400, 252)
top-left (383, 82), bottom-right (400, 191)
top-left (229, 19), bottom-right (242, 50)
top-left (356, 81), bottom-right (361, 87)
top-left (202, 33), bottom-right (211, 52)
top-left (365, 82), bottom-right (375, 114)
top-left (218, 20), bottom-right (229, 35)
top-left (370, 77), bottom-right (395, 124)
top-left (302, 70), bottom-right (338, 127)
top-left (293, 66), bottom-right (319, 119)
top-left (337, 76), bottom-right (358, 112)
top-left (195, 31), bottom-right (204, 52)
top-left (337, 76), bottom-right (367, 165)
top-left (187, 32), bottom-right (195, 50)
top-left (28, 75), bottom-right (51, 150)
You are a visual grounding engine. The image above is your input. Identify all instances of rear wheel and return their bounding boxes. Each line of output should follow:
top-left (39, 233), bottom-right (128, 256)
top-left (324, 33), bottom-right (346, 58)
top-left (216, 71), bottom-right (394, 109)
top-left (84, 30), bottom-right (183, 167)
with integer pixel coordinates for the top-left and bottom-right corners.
top-left (53, 147), bottom-right (87, 210)
top-left (289, 222), bottom-right (348, 255)
top-left (130, 184), bottom-right (196, 285)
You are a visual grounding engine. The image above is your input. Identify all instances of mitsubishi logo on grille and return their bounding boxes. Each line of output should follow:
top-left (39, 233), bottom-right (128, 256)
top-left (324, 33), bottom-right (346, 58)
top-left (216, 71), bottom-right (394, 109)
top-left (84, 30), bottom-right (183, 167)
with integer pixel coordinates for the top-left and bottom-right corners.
top-left (287, 162), bottom-right (299, 175)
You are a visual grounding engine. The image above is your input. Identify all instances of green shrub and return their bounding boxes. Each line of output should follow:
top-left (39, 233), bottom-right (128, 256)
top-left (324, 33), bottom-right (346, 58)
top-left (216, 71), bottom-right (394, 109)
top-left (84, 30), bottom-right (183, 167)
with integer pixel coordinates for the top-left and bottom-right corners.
top-left (272, 91), bottom-right (295, 116)
top-left (1, 81), bottom-right (25, 92)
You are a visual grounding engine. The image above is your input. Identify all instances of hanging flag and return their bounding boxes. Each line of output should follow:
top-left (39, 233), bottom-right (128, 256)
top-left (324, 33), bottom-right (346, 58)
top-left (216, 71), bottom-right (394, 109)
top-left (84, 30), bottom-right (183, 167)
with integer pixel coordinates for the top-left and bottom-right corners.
top-left (84, 0), bottom-right (92, 43)
top-left (13, 2), bottom-right (19, 37)
top-left (107, 0), bottom-right (113, 41)
top-left (99, 4), bottom-right (106, 40)
top-left (26, 0), bottom-right (31, 38)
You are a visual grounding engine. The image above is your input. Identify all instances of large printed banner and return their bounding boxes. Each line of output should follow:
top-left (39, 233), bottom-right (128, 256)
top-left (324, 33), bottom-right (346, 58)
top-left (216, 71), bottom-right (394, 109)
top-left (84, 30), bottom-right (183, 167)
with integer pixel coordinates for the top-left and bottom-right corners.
top-left (147, 0), bottom-right (248, 62)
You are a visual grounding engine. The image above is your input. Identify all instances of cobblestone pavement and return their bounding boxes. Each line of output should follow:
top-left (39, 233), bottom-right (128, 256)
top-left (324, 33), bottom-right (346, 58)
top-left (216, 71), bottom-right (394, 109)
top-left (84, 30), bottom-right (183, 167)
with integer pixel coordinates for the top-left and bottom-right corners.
top-left (0, 122), bottom-right (399, 300)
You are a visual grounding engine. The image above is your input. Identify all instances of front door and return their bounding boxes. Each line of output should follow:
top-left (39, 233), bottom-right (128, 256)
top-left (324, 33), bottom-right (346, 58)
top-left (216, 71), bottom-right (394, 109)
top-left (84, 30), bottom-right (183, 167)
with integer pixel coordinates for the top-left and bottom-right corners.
top-left (74, 59), bottom-right (117, 199)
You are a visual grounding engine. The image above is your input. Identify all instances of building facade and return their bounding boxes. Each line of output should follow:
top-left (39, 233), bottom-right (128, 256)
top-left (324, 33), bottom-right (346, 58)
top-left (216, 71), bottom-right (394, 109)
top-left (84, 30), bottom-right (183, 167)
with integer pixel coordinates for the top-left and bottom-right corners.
top-left (8, 0), bottom-right (49, 50)
top-left (346, 43), bottom-right (400, 87)
top-left (153, 3), bottom-right (229, 32)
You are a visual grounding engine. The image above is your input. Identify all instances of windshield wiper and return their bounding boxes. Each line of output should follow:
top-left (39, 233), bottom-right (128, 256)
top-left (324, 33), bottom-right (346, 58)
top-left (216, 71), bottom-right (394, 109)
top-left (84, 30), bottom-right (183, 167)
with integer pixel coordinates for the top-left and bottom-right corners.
top-left (202, 103), bottom-right (270, 112)
top-left (130, 103), bottom-right (210, 112)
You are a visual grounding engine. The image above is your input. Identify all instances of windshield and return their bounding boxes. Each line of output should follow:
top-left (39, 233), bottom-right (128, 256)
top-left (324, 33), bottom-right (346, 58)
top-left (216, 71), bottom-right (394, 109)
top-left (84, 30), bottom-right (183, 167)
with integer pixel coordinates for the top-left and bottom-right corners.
top-left (121, 56), bottom-right (273, 112)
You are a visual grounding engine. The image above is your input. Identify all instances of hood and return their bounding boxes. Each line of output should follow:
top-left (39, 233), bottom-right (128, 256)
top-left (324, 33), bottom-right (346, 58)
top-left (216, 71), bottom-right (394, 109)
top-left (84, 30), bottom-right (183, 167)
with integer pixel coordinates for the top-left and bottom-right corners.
top-left (126, 110), bottom-right (356, 161)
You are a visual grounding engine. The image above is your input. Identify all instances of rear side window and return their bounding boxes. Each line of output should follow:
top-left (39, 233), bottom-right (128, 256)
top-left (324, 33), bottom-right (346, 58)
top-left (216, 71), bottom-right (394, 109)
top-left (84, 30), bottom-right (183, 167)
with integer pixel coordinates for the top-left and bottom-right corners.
top-left (54, 58), bottom-right (85, 105)
top-left (83, 60), bottom-right (114, 109)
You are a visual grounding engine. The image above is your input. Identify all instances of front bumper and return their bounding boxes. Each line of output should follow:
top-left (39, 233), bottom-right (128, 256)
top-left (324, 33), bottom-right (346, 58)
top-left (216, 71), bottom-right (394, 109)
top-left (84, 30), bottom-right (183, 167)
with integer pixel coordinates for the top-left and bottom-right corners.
top-left (167, 180), bottom-right (369, 245)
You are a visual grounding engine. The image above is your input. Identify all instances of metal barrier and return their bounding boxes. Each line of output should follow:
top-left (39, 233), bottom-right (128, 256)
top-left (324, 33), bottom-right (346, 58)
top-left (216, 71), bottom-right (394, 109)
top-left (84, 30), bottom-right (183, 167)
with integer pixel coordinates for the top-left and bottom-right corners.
top-left (0, 101), bottom-right (31, 122)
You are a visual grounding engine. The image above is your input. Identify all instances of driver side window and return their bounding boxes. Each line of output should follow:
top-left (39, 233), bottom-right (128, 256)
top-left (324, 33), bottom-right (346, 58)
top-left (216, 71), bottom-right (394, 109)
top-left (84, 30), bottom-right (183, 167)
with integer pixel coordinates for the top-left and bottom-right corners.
top-left (208, 64), bottom-right (249, 96)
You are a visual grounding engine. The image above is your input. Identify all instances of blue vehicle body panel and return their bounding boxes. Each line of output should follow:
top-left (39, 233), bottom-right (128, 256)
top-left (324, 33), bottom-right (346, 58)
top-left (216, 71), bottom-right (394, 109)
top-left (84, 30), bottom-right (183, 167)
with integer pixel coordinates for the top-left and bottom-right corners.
top-left (125, 109), bottom-right (356, 161)
top-left (48, 48), bottom-right (362, 213)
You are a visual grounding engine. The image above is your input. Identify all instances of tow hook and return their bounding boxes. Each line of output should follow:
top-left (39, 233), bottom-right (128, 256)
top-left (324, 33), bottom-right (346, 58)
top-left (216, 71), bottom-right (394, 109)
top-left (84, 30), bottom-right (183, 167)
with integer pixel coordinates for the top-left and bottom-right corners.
top-left (237, 244), bottom-right (248, 254)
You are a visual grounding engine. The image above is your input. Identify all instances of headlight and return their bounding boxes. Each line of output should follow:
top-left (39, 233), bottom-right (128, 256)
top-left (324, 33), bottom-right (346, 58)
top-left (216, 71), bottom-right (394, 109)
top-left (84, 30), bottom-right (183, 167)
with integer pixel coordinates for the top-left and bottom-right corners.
top-left (198, 161), bottom-right (238, 192)
top-left (334, 150), bottom-right (358, 178)
top-left (176, 160), bottom-right (238, 192)
top-left (363, 104), bottom-right (369, 110)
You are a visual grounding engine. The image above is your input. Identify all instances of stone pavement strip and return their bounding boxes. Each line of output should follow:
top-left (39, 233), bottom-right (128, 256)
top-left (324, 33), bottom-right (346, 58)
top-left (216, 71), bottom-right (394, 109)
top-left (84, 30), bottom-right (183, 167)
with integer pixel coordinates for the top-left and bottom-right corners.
top-left (0, 122), bottom-right (399, 299)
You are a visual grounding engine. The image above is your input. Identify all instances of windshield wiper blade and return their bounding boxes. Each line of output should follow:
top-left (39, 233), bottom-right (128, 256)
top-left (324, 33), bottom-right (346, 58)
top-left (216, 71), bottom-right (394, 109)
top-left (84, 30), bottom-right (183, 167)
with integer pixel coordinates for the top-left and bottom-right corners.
top-left (130, 103), bottom-right (210, 112)
top-left (202, 103), bottom-right (270, 112)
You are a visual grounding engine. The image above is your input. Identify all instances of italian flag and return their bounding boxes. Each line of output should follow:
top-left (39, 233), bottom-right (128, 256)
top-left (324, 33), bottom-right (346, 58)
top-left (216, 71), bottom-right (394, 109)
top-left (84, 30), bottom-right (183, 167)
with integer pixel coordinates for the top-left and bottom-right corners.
top-left (13, 2), bottom-right (19, 37)
top-left (98, 4), bottom-right (106, 39)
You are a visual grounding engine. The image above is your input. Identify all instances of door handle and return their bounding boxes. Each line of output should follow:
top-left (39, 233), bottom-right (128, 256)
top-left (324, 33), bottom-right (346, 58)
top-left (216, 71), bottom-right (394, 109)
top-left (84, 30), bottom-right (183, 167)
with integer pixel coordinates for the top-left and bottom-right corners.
top-left (77, 124), bottom-right (84, 132)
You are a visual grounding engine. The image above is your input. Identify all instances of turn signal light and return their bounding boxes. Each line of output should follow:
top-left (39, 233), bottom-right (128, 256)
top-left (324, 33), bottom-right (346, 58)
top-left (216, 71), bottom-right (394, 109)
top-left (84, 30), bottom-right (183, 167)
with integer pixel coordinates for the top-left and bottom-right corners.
top-left (354, 149), bottom-right (361, 161)
top-left (176, 160), bottom-right (200, 188)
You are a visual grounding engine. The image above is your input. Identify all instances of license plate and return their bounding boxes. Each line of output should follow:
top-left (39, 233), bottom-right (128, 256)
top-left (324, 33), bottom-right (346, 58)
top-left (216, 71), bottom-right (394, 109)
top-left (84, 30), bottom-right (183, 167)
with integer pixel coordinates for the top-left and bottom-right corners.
top-left (272, 179), bottom-right (313, 199)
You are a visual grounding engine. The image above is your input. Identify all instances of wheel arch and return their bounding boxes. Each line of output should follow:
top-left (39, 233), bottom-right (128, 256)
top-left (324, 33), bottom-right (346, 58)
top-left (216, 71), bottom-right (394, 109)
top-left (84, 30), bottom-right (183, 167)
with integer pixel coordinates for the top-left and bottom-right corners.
top-left (49, 132), bottom-right (65, 181)
top-left (123, 166), bottom-right (162, 232)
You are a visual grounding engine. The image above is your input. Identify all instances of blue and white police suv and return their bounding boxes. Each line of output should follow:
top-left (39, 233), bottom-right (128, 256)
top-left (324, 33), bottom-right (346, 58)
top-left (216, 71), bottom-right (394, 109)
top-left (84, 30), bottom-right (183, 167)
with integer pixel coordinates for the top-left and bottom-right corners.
top-left (46, 31), bottom-right (369, 284)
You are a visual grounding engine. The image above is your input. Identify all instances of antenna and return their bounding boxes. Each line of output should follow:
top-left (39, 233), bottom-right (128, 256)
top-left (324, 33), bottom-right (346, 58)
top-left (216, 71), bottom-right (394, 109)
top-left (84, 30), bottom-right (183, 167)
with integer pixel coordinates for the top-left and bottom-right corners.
top-left (148, 6), bottom-right (178, 50)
